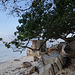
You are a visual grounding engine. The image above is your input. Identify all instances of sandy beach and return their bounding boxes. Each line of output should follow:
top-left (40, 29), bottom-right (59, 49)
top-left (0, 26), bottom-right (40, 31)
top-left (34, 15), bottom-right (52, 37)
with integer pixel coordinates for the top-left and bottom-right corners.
top-left (0, 55), bottom-right (75, 75)
top-left (0, 56), bottom-right (38, 75)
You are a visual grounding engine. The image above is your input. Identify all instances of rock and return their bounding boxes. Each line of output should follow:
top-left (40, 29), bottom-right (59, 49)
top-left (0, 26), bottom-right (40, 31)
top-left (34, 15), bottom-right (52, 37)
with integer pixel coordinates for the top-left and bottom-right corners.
top-left (61, 54), bottom-right (71, 68)
top-left (29, 66), bottom-right (39, 74)
top-left (54, 57), bottom-right (62, 70)
top-left (21, 62), bottom-right (32, 68)
top-left (27, 49), bottom-right (34, 56)
top-left (31, 40), bottom-right (46, 52)
top-left (39, 63), bottom-right (58, 75)
top-left (70, 51), bottom-right (75, 58)
top-left (40, 64), bottom-right (51, 75)
top-left (31, 72), bottom-right (39, 75)
top-left (39, 52), bottom-right (46, 56)
top-left (71, 59), bottom-right (75, 64)
top-left (27, 40), bottom-right (46, 56)
top-left (34, 56), bottom-right (39, 61)
top-left (57, 40), bottom-right (75, 59)
top-left (39, 67), bottom-right (44, 75)
top-left (57, 42), bottom-right (65, 50)
top-left (49, 64), bottom-right (55, 75)
top-left (27, 49), bottom-right (40, 57)
top-left (56, 68), bottom-right (75, 75)
top-left (37, 58), bottom-right (44, 68)
top-left (64, 41), bottom-right (75, 58)
top-left (42, 51), bottom-right (62, 65)
top-left (38, 50), bottom-right (64, 75)
top-left (37, 50), bottom-right (71, 75)
top-left (69, 41), bottom-right (75, 50)
top-left (58, 56), bottom-right (64, 65)
top-left (14, 59), bottom-right (20, 61)
top-left (46, 47), bottom-right (59, 55)
top-left (50, 64), bottom-right (55, 75)
top-left (53, 62), bottom-right (59, 74)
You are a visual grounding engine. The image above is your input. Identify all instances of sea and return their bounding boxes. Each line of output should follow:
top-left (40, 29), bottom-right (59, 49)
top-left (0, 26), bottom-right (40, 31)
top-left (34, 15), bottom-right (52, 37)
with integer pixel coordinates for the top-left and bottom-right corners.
top-left (0, 44), bottom-right (27, 62)
top-left (0, 39), bottom-right (62, 62)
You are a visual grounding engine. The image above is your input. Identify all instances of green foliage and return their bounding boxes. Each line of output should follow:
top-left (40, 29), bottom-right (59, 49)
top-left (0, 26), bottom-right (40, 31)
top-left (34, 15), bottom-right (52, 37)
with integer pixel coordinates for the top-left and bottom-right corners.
top-left (5, 43), bottom-right (10, 48)
top-left (1, 0), bottom-right (75, 50)
top-left (0, 38), bottom-right (2, 41)
top-left (15, 0), bottom-right (74, 41)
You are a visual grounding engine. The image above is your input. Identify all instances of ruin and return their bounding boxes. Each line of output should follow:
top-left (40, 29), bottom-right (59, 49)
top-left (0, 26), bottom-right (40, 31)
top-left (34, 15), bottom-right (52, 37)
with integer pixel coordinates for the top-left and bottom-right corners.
top-left (27, 40), bottom-right (46, 56)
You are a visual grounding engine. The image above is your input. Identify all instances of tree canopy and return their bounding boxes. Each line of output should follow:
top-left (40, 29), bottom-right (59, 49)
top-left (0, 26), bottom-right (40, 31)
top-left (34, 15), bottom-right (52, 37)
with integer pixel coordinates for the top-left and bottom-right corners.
top-left (0, 0), bottom-right (75, 52)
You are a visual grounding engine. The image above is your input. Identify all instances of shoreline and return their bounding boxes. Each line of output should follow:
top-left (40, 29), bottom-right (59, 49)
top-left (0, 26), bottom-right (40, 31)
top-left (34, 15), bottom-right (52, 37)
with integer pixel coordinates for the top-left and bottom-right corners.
top-left (0, 44), bottom-right (27, 63)
top-left (0, 56), bottom-right (75, 75)
top-left (0, 55), bottom-right (26, 64)
top-left (0, 55), bottom-right (27, 64)
top-left (0, 56), bottom-right (36, 75)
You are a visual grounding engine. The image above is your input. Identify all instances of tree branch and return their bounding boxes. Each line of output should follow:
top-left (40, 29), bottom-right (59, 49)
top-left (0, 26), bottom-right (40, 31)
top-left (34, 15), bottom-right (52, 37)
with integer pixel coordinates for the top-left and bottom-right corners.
top-left (39, 38), bottom-right (49, 50)
top-left (60, 35), bottom-right (75, 42)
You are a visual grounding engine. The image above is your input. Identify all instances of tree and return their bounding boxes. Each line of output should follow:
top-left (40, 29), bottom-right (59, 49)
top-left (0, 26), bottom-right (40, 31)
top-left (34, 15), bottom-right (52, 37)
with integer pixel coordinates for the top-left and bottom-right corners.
top-left (0, 0), bottom-right (39, 16)
top-left (0, 0), bottom-right (75, 52)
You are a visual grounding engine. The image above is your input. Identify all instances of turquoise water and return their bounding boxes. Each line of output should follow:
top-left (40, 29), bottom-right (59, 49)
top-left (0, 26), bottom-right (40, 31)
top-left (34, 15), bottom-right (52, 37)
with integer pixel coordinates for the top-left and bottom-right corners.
top-left (0, 44), bottom-right (27, 62)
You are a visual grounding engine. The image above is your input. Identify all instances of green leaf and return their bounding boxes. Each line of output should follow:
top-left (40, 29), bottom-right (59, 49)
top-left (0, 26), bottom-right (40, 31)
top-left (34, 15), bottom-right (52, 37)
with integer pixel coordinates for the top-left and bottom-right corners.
top-left (0, 38), bottom-right (2, 41)
top-left (5, 43), bottom-right (10, 48)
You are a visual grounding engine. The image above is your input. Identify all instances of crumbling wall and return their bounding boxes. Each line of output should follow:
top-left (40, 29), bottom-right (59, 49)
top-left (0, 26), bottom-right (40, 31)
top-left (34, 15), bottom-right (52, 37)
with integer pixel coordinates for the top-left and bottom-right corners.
top-left (27, 40), bottom-right (46, 56)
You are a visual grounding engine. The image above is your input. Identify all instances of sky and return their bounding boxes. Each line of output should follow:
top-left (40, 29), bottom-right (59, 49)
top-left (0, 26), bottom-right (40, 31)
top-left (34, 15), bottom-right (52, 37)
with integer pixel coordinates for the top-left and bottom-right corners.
top-left (0, 11), bottom-right (20, 42)
top-left (0, 0), bottom-right (65, 45)
top-left (0, 0), bottom-right (34, 42)
top-left (0, 0), bottom-right (53, 42)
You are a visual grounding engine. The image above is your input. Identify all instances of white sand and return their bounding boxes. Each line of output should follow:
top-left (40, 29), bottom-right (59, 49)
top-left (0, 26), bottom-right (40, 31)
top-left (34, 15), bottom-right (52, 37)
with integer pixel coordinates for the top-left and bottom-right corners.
top-left (0, 56), bottom-right (38, 75)
top-left (0, 56), bottom-right (75, 75)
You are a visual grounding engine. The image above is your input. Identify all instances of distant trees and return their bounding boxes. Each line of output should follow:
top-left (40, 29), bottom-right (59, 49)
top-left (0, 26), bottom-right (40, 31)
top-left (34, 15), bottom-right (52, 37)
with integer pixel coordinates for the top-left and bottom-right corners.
top-left (0, 0), bottom-right (75, 52)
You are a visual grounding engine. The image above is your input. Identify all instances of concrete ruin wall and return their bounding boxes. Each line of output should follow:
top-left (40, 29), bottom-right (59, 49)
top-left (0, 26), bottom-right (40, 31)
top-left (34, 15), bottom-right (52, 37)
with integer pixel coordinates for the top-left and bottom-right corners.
top-left (27, 40), bottom-right (46, 56)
